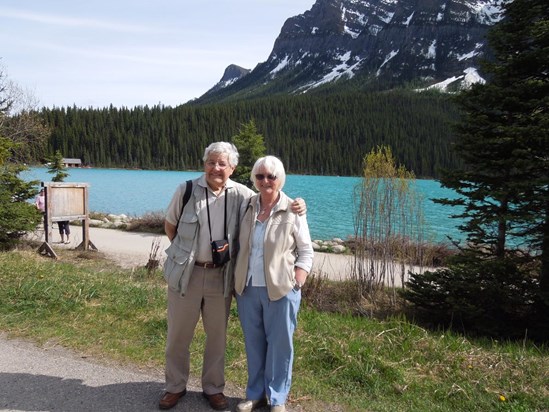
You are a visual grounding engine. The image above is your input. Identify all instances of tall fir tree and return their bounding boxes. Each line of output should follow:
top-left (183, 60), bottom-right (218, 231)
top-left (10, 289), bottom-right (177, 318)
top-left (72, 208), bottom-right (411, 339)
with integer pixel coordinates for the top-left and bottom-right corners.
top-left (434, 0), bottom-right (548, 319)
top-left (231, 119), bottom-right (266, 188)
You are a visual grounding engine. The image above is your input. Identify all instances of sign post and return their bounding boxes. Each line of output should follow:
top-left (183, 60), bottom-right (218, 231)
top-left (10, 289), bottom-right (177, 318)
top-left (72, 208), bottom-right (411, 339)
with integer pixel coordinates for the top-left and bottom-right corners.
top-left (38, 182), bottom-right (97, 258)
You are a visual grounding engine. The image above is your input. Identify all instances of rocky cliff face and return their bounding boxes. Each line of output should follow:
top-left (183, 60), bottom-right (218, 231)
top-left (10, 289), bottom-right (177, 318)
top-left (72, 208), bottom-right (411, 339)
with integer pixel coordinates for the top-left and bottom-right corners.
top-left (199, 0), bottom-right (505, 102)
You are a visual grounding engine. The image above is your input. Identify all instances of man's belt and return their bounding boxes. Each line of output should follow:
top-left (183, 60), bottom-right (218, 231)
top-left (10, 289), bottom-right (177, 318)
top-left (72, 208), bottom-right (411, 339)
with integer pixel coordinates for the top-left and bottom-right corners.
top-left (194, 261), bottom-right (220, 269)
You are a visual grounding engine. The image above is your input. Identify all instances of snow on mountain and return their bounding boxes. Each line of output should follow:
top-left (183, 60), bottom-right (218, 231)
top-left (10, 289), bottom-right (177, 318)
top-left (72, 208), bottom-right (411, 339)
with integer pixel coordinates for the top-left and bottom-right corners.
top-left (200, 0), bottom-right (504, 102)
top-left (421, 67), bottom-right (486, 92)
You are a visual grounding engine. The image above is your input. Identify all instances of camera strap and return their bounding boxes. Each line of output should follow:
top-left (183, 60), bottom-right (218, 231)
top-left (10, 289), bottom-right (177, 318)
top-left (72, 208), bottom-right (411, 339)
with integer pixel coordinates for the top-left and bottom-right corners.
top-left (205, 186), bottom-right (228, 243)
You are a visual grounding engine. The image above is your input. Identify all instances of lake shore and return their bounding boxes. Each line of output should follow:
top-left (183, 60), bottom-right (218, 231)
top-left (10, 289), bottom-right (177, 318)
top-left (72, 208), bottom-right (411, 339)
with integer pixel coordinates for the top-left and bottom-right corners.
top-left (24, 167), bottom-right (463, 243)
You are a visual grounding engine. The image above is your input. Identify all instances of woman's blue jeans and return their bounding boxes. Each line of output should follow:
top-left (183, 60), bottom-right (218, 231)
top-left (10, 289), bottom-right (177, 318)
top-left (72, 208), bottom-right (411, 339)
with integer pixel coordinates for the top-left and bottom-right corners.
top-left (236, 286), bottom-right (301, 406)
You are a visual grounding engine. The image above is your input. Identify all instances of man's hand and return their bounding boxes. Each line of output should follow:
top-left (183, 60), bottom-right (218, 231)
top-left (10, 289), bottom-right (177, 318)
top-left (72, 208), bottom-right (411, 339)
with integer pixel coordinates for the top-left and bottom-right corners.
top-left (291, 197), bottom-right (307, 216)
top-left (165, 220), bottom-right (177, 241)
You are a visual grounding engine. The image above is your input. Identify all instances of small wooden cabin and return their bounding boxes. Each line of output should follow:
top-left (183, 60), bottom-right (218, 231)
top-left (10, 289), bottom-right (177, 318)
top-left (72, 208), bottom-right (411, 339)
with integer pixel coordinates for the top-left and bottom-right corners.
top-left (62, 158), bottom-right (82, 168)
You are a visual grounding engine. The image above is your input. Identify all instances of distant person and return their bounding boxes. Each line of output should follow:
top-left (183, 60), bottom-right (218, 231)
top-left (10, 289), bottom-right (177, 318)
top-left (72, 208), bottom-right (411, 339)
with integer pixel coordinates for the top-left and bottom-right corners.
top-left (234, 156), bottom-right (313, 412)
top-left (58, 220), bottom-right (70, 244)
top-left (35, 188), bottom-right (45, 213)
top-left (160, 142), bottom-right (306, 411)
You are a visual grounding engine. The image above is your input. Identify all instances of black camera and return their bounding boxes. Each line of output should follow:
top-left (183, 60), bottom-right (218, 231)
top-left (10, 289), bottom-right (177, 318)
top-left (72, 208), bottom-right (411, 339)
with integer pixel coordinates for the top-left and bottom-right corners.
top-left (211, 239), bottom-right (230, 265)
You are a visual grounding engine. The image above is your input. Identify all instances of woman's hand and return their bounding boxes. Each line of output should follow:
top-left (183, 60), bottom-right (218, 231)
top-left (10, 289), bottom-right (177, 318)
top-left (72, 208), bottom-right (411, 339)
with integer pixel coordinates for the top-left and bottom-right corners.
top-left (294, 267), bottom-right (308, 288)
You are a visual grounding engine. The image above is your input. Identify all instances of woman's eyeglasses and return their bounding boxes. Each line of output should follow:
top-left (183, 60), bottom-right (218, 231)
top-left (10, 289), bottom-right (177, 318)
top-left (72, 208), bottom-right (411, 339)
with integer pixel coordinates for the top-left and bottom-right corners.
top-left (255, 174), bottom-right (277, 181)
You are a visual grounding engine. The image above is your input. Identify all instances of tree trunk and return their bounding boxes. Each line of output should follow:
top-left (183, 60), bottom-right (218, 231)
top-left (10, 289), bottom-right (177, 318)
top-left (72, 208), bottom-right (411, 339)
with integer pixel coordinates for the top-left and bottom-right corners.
top-left (496, 198), bottom-right (508, 258)
top-left (534, 200), bottom-right (549, 339)
top-left (539, 200), bottom-right (549, 303)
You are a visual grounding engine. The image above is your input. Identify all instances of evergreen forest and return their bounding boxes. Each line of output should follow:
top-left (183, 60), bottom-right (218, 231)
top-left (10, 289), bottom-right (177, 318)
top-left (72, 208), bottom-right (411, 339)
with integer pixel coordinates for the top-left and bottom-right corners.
top-left (40, 90), bottom-right (460, 178)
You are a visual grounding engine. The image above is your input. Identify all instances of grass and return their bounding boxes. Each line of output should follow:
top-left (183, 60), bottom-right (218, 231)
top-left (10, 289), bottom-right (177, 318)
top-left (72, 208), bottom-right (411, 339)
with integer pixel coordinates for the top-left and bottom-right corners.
top-left (0, 247), bottom-right (547, 412)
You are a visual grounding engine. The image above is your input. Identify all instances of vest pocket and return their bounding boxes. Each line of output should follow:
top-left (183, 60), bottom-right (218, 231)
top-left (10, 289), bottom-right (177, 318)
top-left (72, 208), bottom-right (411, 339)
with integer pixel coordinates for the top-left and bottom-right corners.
top-left (177, 212), bottom-right (198, 243)
top-left (163, 242), bottom-right (191, 290)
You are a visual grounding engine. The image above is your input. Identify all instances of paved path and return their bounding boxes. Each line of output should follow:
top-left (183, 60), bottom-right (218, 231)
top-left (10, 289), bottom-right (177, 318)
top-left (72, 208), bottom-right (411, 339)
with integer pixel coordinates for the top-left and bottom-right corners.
top-left (0, 334), bottom-right (247, 412)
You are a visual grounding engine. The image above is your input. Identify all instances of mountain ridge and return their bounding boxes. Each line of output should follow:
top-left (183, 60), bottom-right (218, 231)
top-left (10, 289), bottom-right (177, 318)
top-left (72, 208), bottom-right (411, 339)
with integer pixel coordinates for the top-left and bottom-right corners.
top-left (196, 0), bottom-right (504, 104)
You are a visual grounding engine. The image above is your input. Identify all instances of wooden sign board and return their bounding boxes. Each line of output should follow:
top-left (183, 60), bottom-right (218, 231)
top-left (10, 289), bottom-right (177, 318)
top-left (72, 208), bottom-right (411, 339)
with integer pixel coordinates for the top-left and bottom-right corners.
top-left (37, 182), bottom-right (97, 258)
top-left (46, 182), bottom-right (88, 221)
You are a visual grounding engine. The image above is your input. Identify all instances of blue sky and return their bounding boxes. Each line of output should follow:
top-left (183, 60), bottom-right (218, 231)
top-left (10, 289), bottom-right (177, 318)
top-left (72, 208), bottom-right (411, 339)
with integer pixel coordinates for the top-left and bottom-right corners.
top-left (0, 0), bottom-right (315, 109)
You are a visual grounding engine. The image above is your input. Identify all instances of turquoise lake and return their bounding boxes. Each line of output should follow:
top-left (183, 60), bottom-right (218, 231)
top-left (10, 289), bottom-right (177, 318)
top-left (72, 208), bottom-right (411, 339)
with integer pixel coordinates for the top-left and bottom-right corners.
top-left (24, 167), bottom-right (463, 243)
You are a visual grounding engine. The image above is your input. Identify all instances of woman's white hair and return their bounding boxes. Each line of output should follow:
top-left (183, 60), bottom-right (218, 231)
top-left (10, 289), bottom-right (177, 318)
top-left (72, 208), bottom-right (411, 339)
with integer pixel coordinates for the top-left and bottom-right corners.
top-left (203, 142), bottom-right (239, 167)
top-left (250, 155), bottom-right (286, 191)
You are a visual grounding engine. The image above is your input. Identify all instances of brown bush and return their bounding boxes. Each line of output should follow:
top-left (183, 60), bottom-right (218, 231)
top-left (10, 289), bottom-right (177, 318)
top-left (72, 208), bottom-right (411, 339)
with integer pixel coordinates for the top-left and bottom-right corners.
top-left (125, 211), bottom-right (165, 234)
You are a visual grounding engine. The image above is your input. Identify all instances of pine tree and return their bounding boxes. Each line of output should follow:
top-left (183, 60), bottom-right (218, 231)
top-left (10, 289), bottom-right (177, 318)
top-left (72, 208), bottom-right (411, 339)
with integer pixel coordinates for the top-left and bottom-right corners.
top-left (450, 0), bottom-right (547, 277)
top-left (0, 68), bottom-right (43, 250)
top-left (46, 150), bottom-right (69, 182)
top-left (485, 0), bottom-right (549, 304)
top-left (0, 137), bottom-right (42, 250)
top-left (412, 0), bottom-right (549, 337)
top-left (231, 119), bottom-right (266, 187)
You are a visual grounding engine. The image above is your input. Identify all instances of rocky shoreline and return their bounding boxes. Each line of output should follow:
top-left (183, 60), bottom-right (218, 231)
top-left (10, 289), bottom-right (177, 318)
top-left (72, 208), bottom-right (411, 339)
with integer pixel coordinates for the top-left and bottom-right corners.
top-left (88, 213), bottom-right (130, 229)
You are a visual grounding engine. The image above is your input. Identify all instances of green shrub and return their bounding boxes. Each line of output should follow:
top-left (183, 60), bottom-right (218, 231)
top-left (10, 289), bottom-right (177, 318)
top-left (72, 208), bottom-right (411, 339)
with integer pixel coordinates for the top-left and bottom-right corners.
top-left (0, 138), bottom-right (42, 250)
top-left (401, 254), bottom-right (542, 340)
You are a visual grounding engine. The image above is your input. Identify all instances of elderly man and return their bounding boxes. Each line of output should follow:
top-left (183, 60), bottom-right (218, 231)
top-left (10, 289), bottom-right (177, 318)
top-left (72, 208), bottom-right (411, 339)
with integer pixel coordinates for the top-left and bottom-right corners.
top-left (160, 142), bottom-right (305, 411)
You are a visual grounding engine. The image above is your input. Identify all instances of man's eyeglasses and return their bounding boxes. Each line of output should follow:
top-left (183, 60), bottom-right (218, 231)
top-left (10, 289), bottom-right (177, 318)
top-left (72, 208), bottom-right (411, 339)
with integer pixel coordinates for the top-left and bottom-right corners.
top-left (255, 174), bottom-right (277, 181)
top-left (205, 161), bottom-right (230, 170)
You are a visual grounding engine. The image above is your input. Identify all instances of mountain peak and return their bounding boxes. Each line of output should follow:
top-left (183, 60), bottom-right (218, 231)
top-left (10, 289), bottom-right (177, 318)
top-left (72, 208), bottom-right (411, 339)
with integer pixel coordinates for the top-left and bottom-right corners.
top-left (203, 64), bottom-right (251, 96)
top-left (197, 0), bottom-right (504, 103)
top-left (221, 64), bottom-right (251, 83)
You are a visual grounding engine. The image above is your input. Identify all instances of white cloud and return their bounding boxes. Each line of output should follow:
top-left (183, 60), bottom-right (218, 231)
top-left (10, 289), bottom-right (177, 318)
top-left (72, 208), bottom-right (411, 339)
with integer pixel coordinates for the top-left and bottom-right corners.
top-left (0, 7), bottom-right (162, 33)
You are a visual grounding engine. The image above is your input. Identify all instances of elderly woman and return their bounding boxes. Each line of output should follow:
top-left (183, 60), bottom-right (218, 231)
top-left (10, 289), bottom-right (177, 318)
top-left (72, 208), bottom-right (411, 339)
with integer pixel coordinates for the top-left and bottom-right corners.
top-left (234, 156), bottom-right (314, 412)
top-left (161, 144), bottom-right (306, 411)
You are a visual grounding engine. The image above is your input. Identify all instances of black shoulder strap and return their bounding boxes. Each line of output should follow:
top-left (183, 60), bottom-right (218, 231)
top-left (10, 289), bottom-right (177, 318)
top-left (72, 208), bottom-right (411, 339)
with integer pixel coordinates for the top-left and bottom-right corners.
top-left (205, 186), bottom-right (228, 241)
top-left (176, 179), bottom-right (193, 231)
